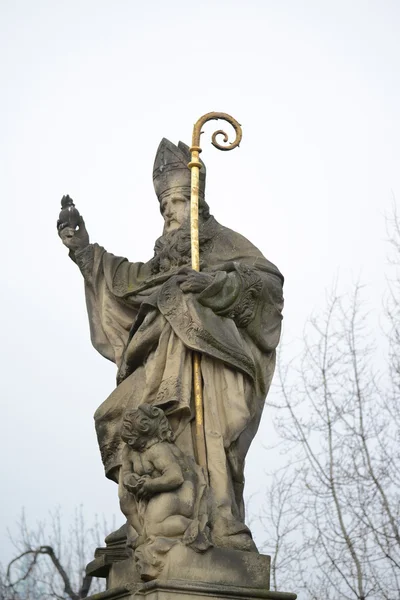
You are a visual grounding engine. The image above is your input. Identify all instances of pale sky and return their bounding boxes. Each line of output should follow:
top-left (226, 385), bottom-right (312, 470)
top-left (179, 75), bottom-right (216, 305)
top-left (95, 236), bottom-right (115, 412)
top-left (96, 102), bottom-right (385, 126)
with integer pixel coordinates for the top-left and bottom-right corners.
top-left (1, 0), bottom-right (400, 570)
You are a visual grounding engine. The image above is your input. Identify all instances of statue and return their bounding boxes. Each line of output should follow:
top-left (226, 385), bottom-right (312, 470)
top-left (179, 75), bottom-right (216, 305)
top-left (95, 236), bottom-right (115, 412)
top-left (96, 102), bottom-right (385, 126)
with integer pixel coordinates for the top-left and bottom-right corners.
top-left (120, 404), bottom-right (210, 580)
top-left (57, 115), bottom-right (291, 599)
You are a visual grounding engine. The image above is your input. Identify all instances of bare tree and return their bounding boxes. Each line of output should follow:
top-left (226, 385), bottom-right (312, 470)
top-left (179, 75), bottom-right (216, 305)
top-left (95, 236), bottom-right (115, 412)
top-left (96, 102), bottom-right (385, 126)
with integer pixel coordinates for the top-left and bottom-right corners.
top-left (256, 467), bottom-right (302, 594)
top-left (1, 507), bottom-right (110, 600)
top-left (259, 206), bottom-right (400, 599)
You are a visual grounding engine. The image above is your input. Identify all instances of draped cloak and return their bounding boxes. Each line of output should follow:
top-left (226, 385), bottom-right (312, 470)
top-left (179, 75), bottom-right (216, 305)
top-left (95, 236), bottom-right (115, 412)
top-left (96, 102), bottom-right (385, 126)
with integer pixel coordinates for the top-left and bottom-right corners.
top-left (72, 216), bottom-right (283, 541)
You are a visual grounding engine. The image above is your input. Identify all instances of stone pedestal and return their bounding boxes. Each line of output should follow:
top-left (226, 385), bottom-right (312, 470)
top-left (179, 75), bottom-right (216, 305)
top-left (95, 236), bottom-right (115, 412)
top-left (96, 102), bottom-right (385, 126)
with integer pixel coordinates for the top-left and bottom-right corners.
top-left (86, 545), bottom-right (296, 600)
top-left (87, 579), bottom-right (296, 600)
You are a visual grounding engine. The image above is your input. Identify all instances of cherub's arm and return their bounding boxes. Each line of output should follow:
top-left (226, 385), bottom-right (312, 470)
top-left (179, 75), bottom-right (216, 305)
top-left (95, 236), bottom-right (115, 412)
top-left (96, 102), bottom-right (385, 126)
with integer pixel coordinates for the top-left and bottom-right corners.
top-left (120, 446), bottom-right (141, 494)
top-left (141, 444), bottom-right (184, 495)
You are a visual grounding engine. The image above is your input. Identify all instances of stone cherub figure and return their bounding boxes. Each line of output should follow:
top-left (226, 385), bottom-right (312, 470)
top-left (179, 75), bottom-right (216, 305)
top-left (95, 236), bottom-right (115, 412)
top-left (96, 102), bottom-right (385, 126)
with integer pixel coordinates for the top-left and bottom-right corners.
top-left (119, 403), bottom-right (210, 579)
top-left (58, 138), bottom-right (284, 553)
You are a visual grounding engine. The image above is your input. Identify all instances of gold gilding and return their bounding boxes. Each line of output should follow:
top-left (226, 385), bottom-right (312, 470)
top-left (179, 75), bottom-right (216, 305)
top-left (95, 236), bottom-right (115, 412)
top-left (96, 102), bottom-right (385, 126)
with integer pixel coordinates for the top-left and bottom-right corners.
top-left (188, 113), bottom-right (243, 479)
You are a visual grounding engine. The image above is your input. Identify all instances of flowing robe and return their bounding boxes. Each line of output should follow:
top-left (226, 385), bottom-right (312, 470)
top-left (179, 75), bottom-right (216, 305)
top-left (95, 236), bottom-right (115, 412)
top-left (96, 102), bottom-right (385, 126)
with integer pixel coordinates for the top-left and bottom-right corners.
top-left (72, 217), bottom-right (283, 545)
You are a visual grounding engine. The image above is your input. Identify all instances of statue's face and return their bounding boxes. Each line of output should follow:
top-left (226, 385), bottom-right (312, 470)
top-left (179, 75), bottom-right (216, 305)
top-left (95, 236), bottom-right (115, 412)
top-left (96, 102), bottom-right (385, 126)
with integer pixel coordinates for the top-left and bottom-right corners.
top-left (122, 429), bottom-right (147, 451)
top-left (160, 191), bottom-right (190, 232)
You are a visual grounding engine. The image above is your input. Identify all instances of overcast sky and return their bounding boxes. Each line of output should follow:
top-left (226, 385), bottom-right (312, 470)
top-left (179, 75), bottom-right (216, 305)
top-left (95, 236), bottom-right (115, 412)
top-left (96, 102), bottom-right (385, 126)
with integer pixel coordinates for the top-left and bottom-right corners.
top-left (1, 0), bottom-right (400, 568)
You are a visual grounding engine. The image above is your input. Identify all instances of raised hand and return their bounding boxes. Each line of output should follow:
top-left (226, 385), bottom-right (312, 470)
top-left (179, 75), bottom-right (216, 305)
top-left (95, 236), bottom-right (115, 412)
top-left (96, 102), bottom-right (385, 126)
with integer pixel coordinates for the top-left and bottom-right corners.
top-left (58, 216), bottom-right (90, 252)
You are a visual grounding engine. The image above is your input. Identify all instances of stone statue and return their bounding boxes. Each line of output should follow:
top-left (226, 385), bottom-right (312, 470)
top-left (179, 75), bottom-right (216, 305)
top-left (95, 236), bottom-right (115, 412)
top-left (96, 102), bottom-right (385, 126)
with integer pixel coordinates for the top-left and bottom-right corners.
top-left (120, 404), bottom-right (210, 580)
top-left (58, 137), bottom-right (286, 594)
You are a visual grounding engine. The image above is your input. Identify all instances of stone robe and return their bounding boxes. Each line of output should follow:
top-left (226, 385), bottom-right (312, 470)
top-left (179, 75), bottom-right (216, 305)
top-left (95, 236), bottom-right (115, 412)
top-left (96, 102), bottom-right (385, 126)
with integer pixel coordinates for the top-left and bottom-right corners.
top-left (73, 216), bottom-right (283, 547)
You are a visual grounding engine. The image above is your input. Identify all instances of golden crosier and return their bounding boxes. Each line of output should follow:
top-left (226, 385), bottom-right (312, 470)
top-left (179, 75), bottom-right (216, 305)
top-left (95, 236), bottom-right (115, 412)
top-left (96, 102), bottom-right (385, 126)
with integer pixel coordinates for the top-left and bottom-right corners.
top-left (187, 113), bottom-right (243, 480)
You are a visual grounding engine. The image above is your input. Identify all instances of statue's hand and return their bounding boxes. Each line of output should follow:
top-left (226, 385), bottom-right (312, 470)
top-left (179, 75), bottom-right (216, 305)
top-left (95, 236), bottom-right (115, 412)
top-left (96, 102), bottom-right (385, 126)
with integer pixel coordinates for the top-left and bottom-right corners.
top-left (178, 268), bottom-right (215, 294)
top-left (123, 473), bottom-right (141, 495)
top-left (136, 476), bottom-right (153, 500)
top-left (58, 217), bottom-right (90, 252)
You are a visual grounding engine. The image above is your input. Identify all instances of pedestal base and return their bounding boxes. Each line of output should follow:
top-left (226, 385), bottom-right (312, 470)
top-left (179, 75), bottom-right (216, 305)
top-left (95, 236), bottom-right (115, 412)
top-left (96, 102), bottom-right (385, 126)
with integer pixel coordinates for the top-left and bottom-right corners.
top-left (108, 546), bottom-right (271, 590)
top-left (86, 579), bottom-right (296, 600)
top-left (86, 545), bottom-right (296, 600)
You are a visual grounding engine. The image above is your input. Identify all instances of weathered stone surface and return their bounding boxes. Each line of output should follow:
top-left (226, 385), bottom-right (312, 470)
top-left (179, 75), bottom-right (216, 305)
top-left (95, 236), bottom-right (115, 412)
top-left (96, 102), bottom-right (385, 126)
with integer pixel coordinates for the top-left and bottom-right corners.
top-left (58, 139), bottom-right (284, 559)
top-left (119, 405), bottom-right (211, 580)
top-left (86, 525), bottom-right (131, 578)
top-left (58, 136), bottom-right (293, 596)
top-left (86, 579), bottom-right (297, 600)
top-left (106, 546), bottom-right (270, 590)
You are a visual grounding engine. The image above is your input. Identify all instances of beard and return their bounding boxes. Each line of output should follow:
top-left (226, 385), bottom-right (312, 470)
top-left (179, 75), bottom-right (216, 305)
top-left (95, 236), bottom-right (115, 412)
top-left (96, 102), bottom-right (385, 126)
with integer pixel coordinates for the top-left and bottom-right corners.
top-left (149, 215), bottom-right (215, 274)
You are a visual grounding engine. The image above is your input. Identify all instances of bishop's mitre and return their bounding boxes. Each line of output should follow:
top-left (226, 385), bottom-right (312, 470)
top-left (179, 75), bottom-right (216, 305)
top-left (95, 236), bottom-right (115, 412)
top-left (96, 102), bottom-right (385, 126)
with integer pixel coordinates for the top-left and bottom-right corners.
top-left (153, 138), bottom-right (206, 200)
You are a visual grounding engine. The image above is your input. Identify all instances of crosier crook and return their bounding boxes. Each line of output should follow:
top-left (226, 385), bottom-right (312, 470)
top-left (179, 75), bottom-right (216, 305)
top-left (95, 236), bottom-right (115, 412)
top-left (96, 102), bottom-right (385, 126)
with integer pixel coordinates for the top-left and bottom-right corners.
top-left (187, 112), bottom-right (243, 480)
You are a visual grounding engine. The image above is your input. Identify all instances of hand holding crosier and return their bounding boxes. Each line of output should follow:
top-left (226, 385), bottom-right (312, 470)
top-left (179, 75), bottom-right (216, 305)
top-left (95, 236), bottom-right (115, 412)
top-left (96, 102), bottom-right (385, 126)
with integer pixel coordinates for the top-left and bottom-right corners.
top-left (177, 267), bottom-right (215, 294)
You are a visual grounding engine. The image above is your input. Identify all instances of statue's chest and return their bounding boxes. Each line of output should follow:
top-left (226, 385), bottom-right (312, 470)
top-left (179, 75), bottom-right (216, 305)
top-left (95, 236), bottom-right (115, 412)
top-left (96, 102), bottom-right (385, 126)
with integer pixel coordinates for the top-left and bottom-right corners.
top-left (132, 452), bottom-right (154, 476)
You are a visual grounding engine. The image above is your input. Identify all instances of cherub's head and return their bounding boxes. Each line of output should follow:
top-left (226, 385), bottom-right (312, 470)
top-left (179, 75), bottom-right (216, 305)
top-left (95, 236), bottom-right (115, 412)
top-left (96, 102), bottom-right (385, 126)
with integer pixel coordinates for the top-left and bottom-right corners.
top-left (121, 404), bottom-right (175, 451)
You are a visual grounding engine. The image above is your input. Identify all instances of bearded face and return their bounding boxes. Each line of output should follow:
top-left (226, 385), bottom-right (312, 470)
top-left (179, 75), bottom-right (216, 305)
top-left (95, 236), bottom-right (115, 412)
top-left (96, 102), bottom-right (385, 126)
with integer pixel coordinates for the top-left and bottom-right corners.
top-left (160, 191), bottom-right (190, 233)
top-left (150, 193), bottom-right (212, 275)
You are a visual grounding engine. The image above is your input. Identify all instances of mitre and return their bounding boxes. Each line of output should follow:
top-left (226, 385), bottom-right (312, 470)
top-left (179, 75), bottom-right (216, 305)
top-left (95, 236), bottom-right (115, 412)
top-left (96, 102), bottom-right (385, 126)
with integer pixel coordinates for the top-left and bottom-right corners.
top-left (153, 138), bottom-right (206, 199)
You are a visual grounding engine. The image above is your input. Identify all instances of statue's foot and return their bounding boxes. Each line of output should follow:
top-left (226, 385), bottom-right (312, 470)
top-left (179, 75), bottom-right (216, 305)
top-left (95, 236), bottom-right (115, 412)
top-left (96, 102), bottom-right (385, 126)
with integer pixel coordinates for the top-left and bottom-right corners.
top-left (211, 517), bottom-right (258, 552)
top-left (217, 532), bottom-right (258, 552)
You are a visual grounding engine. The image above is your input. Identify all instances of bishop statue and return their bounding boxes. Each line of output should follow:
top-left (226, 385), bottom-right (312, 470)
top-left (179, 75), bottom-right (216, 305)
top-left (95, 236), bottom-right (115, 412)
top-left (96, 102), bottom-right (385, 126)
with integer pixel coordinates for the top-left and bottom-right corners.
top-left (58, 136), bottom-right (286, 591)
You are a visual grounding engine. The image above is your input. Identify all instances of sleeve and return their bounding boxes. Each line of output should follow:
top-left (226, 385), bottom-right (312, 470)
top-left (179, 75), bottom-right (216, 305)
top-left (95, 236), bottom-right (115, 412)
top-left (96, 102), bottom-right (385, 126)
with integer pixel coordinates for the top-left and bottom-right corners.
top-left (198, 260), bottom-right (284, 355)
top-left (197, 263), bottom-right (264, 328)
top-left (71, 243), bottom-right (145, 366)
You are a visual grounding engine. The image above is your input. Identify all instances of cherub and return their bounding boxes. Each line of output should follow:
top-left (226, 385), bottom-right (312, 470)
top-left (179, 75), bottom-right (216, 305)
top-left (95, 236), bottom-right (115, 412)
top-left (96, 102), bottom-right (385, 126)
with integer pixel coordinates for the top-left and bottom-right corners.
top-left (119, 404), bottom-right (210, 579)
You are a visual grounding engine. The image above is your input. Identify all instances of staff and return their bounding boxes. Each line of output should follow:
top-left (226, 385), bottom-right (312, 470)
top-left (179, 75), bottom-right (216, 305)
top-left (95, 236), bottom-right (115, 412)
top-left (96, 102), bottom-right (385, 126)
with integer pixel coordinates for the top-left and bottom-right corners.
top-left (188, 112), bottom-right (243, 478)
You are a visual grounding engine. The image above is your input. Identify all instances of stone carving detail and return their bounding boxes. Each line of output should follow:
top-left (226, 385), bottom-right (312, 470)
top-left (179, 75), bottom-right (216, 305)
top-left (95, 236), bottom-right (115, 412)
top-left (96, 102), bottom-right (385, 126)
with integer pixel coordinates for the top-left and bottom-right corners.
top-left (57, 137), bottom-right (286, 589)
top-left (119, 404), bottom-right (210, 580)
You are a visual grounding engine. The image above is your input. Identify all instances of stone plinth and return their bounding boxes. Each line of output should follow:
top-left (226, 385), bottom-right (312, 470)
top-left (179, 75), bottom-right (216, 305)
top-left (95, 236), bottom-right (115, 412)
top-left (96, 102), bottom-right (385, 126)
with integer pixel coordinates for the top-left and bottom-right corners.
top-left (87, 579), bottom-right (296, 600)
top-left (86, 545), bottom-right (296, 600)
top-left (108, 546), bottom-right (270, 590)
